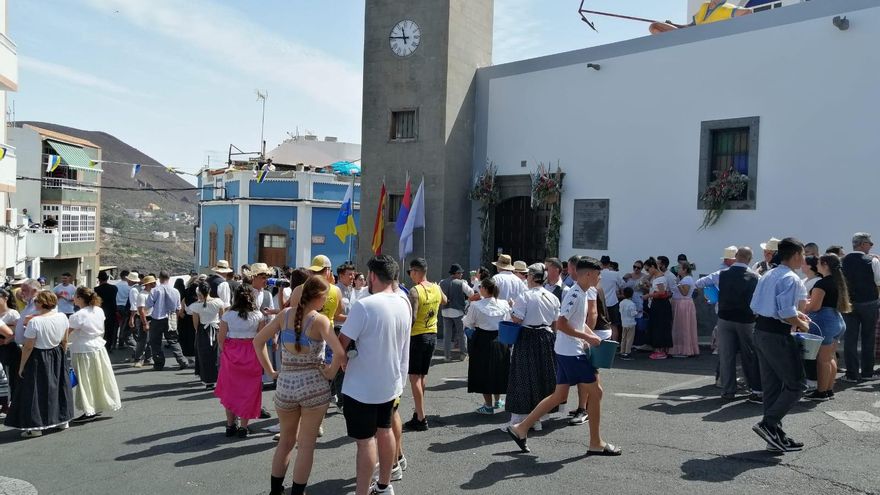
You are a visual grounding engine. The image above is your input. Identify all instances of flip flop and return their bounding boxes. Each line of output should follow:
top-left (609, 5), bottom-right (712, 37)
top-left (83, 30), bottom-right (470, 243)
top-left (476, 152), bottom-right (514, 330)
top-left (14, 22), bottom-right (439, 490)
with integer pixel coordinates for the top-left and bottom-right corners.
top-left (587, 443), bottom-right (622, 456)
top-left (505, 426), bottom-right (530, 453)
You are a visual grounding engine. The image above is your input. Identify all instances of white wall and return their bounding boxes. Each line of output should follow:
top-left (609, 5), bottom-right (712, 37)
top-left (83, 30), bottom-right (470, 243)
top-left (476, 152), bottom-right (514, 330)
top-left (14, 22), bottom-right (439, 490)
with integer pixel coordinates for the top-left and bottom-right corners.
top-left (480, 5), bottom-right (880, 274)
top-left (8, 127), bottom-right (42, 221)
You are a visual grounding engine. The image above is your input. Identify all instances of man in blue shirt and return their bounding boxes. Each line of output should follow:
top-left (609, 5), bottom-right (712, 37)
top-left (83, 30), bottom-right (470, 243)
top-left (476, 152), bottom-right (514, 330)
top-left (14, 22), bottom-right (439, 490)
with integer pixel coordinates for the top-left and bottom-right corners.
top-left (146, 271), bottom-right (189, 371)
top-left (749, 238), bottom-right (809, 453)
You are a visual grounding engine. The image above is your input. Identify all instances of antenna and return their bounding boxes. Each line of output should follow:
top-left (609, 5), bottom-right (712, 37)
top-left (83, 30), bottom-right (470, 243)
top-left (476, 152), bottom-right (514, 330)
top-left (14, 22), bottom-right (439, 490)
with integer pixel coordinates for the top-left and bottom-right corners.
top-left (256, 89), bottom-right (268, 158)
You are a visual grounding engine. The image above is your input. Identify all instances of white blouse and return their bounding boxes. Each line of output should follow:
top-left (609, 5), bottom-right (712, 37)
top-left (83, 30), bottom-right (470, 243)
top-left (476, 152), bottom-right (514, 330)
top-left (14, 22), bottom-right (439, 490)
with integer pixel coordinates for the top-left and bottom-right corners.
top-left (68, 306), bottom-right (106, 353)
top-left (462, 297), bottom-right (511, 331)
top-left (673, 276), bottom-right (696, 299)
top-left (221, 310), bottom-right (263, 339)
top-left (24, 312), bottom-right (69, 349)
top-left (511, 287), bottom-right (560, 327)
top-left (188, 299), bottom-right (224, 325)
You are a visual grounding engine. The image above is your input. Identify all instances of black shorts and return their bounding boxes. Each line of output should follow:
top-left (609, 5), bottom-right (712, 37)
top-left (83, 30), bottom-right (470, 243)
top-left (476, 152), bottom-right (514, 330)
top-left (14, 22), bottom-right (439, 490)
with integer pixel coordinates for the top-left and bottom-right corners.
top-left (608, 304), bottom-right (622, 328)
top-left (342, 394), bottom-right (395, 440)
top-left (408, 333), bottom-right (437, 375)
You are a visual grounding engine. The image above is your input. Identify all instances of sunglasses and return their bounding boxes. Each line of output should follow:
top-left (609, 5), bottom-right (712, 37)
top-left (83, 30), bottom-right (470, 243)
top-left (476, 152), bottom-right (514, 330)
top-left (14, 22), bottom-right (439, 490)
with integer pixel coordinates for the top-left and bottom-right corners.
top-left (633, 265), bottom-right (643, 270)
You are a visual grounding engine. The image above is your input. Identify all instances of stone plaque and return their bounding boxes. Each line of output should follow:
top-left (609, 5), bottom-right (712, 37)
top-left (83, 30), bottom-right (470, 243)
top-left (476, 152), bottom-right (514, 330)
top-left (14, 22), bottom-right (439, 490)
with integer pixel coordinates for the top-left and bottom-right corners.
top-left (572, 199), bottom-right (609, 250)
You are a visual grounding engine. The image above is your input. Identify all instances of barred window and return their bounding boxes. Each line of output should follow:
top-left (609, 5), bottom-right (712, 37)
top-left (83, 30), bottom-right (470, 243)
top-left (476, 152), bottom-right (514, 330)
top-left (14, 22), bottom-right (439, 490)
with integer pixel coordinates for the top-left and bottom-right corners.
top-left (390, 110), bottom-right (417, 141)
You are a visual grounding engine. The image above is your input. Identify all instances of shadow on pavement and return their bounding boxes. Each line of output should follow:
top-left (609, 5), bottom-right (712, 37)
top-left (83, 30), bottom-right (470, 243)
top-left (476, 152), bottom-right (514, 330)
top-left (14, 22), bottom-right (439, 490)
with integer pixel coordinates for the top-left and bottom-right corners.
top-left (427, 427), bottom-right (511, 454)
top-left (426, 379), bottom-right (467, 392)
top-left (612, 351), bottom-right (717, 377)
top-left (175, 441), bottom-right (275, 467)
top-left (307, 477), bottom-right (356, 494)
top-left (430, 411), bottom-right (509, 429)
top-left (680, 450), bottom-right (782, 482)
top-left (640, 390), bottom-right (819, 423)
top-left (460, 452), bottom-right (588, 490)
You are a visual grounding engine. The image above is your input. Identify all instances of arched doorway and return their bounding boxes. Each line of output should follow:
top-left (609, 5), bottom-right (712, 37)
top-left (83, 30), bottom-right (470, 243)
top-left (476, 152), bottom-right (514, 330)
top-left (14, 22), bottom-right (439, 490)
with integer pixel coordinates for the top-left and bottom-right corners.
top-left (493, 196), bottom-right (550, 264)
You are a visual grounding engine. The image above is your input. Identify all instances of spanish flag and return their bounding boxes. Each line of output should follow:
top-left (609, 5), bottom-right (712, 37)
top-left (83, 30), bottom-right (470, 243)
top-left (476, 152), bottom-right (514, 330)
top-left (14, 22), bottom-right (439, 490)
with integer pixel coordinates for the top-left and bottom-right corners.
top-left (371, 182), bottom-right (387, 255)
top-left (334, 182), bottom-right (357, 243)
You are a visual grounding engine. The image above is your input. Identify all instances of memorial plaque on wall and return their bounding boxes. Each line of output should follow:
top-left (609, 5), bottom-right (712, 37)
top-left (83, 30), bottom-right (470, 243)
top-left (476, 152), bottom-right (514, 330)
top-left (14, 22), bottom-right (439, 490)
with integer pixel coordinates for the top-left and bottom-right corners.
top-left (572, 199), bottom-right (609, 250)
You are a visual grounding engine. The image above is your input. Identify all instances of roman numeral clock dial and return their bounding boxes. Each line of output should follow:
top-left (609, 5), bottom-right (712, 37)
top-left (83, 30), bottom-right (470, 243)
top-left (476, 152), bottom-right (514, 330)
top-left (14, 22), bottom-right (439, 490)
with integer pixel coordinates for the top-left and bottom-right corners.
top-left (389, 19), bottom-right (421, 57)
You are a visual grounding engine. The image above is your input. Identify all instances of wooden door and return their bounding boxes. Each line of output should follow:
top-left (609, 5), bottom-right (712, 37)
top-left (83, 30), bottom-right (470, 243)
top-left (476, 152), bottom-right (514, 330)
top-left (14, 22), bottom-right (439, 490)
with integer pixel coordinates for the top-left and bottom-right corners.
top-left (493, 196), bottom-right (550, 264)
top-left (258, 234), bottom-right (287, 267)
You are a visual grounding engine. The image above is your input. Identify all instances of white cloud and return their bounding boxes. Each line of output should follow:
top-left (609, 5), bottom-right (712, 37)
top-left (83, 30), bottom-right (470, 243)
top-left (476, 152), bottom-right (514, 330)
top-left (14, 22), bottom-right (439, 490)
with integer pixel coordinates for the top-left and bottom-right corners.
top-left (20, 55), bottom-right (141, 96)
top-left (80, 0), bottom-right (362, 119)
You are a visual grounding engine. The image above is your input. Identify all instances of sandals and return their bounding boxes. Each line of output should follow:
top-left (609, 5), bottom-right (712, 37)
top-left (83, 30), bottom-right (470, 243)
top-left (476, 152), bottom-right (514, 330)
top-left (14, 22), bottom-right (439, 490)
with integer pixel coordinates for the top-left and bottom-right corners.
top-left (587, 443), bottom-right (622, 456)
top-left (505, 426), bottom-right (530, 453)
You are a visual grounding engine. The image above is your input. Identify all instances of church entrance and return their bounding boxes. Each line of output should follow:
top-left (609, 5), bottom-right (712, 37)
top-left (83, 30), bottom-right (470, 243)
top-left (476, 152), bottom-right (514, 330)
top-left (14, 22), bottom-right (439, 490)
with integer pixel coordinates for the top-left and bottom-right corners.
top-left (493, 196), bottom-right (550, 264)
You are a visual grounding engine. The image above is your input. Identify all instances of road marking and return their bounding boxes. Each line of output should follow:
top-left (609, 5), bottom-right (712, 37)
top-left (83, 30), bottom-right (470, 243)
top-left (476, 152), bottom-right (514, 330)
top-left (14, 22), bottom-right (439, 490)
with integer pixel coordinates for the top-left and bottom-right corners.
top-left (826, 411), bottom-right (880, 432)
top-left (873, 400), bottom-right (880, 409)
top-left (0, 476), bottom-right (38, 495)
top-left (614, 393), bottom-right (706, 401)
top-left (648, 376), bottom-right (714, 396)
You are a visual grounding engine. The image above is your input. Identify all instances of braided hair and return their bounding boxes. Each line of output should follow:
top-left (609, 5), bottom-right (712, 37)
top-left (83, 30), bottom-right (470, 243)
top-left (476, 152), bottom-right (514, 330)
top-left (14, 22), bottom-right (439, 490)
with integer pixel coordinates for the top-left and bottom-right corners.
top-left (195, 281), bottom-right (211, 308)
top-left (293, 275), bottom-right (330, 351)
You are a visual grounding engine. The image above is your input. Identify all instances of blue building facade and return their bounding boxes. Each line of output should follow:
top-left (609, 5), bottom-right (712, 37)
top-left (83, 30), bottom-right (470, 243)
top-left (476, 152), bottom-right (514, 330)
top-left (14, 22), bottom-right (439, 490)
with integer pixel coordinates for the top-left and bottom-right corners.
top-left (196, 169), bottom-right (360, 272)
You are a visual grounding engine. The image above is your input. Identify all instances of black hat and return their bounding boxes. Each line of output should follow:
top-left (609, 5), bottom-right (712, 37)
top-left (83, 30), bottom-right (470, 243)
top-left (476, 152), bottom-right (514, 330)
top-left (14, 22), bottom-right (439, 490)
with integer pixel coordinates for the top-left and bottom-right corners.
top-left (599, 255), bottom-right (612, 264)
top-left (449, 264), bottom-right (464, 275)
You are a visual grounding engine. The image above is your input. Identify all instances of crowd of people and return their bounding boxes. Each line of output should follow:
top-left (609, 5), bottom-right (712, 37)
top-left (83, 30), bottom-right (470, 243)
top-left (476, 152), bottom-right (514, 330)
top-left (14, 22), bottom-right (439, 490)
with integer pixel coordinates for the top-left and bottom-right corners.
top-left (1, 231), bottom-right (879, 494)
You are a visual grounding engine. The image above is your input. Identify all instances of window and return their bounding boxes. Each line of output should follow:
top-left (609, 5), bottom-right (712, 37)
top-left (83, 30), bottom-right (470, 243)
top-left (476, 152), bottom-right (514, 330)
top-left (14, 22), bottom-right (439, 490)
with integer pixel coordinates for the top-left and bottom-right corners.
top-left (208, 226), bottom-right (218, 268)
top-left (224, 225), bottom-right (234, 262)
top-left (52, 205), bottom-right (96, 242)
top-left (390, 110), bottom-right (417, 141)
top-left (262, 234), bottom-right (286, 248)
top-left (387, 194), bottom-right (402, 223)
top-left (698, 117), bottom-right (759, 210)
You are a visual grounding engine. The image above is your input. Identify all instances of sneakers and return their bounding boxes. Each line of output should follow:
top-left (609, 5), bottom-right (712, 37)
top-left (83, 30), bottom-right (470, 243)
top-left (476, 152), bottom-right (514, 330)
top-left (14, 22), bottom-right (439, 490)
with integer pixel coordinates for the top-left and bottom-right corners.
top-left (260, 407), bottom-right (272, 419)
top-left (619, 353), bottom-right (634, 361)
top-left (371, 462), bottom-right (404, 482)
top-left (569, 408), bottom-right (589, 425)
top-left (225, 423), bottom-right (239, 437)
top-left (267, 423), bottom-right (281, 433)
top-left (132, 361), bottom-right (144, 368)
top-left (746, 393), bottom-right (763, 404)
top-left (532, 420), bottom-right (543, 432)
top-left (495, 399), bottom-right (505, 409)
top-left (751, 422), bottom-right (784, 451)
top-left (648, 352), bottom-right (668, 360)
top-left (57, 422), bottom-right (69, 430)
top-left (273, 433), bottom-right (281, 442)
top-left (776, 428), bottom-right (803, 452)
top-left (368, 481), bottom-right (395, 494)
top-left (475, 405), bottom-right (495, 415)
top-left (805, 390), bottom-right (831, 402)
top-left (403, 413), bottom-right (428, 432)
top-left (237, 426), bottom-right (251, 438)
top-left (398, 455), bottom-right (407, 471)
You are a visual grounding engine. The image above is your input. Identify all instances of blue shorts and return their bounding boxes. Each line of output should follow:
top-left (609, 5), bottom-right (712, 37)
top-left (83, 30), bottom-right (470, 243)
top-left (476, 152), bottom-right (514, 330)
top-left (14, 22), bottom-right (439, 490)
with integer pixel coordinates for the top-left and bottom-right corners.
top-left (555, 353), bottom-right (597, 385)
top-left (808, 308), bottom-right (845, 345)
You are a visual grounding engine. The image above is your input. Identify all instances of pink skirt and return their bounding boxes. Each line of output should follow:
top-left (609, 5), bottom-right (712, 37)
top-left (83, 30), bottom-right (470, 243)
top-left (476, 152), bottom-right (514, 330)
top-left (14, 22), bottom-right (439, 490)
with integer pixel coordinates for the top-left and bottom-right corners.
top-left (214, 339), bottom-right (263, 419)
top-left (670, 298), bottom-right (700, 356)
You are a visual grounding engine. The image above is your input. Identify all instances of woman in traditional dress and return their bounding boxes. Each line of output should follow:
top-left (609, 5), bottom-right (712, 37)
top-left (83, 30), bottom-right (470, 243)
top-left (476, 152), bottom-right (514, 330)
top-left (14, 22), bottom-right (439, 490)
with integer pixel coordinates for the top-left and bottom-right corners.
top-left (464, 277), bottom-right (511, 415)
top-left (670, 263), bottom-right (700, 357)
top-left (645, 258), bottom-right (673, 360)
top-left (189, 280), bottom-right (224, 389)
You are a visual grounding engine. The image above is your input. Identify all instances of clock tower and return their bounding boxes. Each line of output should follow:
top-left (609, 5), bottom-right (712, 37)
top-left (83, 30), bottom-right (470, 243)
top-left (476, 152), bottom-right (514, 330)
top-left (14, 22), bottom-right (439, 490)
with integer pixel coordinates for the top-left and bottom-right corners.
top-left (358, 0), bottom-right (494, 275)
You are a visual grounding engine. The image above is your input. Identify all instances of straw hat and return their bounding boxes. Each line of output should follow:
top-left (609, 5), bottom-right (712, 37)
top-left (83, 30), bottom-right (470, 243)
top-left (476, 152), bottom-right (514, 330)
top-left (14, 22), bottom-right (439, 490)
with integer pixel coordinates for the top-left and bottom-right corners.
top-left (9, 274), bottom-right (26, 286)
top-left (211, 260), bottom-right (233, 274)
top-left (141, 275), bottom-right (157, 285)
top-left (513, 261), bottom-right (529, 274)
top-left (126, 272), bottom-right (141, 282)
top-left (721, 245), bottom-right (738, 260)
top-left (492, 254), bottom-right (515, 271)
top-left (248, 263), bottom-right (273, 276)
top-left (308, 255), bottom-right (332, 273)
top-left (760, 238), bottom-right (780, 252)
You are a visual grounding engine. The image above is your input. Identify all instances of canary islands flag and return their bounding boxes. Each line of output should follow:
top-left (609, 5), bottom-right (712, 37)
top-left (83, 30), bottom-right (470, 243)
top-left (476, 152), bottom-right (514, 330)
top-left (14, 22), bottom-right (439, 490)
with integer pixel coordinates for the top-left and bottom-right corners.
top-left (46, 155), bottom-right (62, 172)
top-left (334, 183), bottom-right (357, 243)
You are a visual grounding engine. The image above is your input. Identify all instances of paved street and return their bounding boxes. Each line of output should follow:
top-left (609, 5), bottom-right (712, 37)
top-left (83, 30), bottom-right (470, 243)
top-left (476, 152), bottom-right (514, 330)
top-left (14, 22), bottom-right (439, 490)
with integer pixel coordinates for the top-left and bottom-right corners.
top-left (2, 349), bottom-right (879, 495)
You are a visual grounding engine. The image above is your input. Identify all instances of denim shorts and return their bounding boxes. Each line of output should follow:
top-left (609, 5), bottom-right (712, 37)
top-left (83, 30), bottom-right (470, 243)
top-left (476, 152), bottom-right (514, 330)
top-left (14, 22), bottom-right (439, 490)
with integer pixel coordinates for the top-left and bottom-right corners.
top-left (808, 307), bottom-right (845, 345)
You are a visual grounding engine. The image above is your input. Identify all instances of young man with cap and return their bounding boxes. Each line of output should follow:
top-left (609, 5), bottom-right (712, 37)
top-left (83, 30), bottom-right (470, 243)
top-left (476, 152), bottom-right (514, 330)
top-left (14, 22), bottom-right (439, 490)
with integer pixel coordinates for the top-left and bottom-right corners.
top-left (841, 232), bottom-right (880, 382)
top-left (404, 258), bottom-right (446, 432)
top-left (306, 255), bottom-right (345, 328)
top-left (146, 271), bottom-right (190, 371)
top-left (749, 237), bottom-right (809, 452)
top-left (439, 264), bottom-right (475, 361)
top-left (492, 254), bottom-right (526, 302)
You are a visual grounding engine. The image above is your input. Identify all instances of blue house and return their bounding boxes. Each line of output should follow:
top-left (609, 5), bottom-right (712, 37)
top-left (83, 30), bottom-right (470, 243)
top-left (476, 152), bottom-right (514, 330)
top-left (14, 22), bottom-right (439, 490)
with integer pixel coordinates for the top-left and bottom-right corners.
top-left (196, 165), bottom-right (360, 272)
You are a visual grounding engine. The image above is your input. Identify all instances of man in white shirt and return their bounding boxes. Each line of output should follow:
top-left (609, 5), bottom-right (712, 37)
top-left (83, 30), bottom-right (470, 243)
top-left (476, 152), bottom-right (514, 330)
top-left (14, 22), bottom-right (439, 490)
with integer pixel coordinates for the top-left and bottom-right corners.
top-left (116, 270), bottom-right (135, 349)
top-left (339, 255), bottom-right (412, 495)
top-left (492, 254), bottom-right (526, 302)
top-left (599, 256), bottom-right (624, 341)
top-left (130, 274), bottom-right (153, 367)
top-left (210, 260), bottom-right (234, 308)
top-left (53, 272), bottom-right (77, 316)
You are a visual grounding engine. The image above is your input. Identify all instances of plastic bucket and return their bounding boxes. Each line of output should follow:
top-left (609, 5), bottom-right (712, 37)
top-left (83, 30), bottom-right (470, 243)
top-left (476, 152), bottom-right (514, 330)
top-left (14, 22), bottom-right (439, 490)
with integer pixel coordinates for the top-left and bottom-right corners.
top-left (498, 321), bottom-right (522, 345)
top-left (590, 340), bottom-right (620, 369)
top-left (796, 333), bottom-right (823, 360)
top-left (703, 286), bottom-right (719, 305)
top-left (464, 327), bottom-right (476, 339)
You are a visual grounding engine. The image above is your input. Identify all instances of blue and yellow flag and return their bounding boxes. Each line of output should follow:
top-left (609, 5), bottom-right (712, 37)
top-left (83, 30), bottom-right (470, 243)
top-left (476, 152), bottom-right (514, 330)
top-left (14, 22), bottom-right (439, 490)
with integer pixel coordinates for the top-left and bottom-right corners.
top-left (334, 183), bottom-right (357, 243)
top-left (0, 147), bottom-right (7, 160)
top-left (256, 164), bottom-right (270, 183)
top-left (46, 155), bottom-right (62, 172)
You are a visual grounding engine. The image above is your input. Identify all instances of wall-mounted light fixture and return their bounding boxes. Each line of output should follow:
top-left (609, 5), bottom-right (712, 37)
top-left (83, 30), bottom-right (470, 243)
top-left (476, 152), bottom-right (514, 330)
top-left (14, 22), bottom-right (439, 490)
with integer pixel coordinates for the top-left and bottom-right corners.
top-left (833, 16), bottom-right (850, 31)
top-left (587, 63), bottom-right (601, 71)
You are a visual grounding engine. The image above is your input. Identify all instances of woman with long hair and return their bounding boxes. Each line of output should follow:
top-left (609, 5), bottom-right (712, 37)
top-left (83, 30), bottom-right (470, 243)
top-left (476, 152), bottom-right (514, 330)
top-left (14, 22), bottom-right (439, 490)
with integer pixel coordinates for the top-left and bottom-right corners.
top-left (189, 281), bottom-right (224, 389)
top-left (803, 254), bottom-right (851, 401)
top-left (645, 258), bottom-right (673, 359)
top-left (4, 291), bottom-right (73, 437)
top-left (670, 263), bottom-right (700, 357)
top-left (464, 277), bottom-right (511, 415)
top-left (803, 256), bottom-right (822, 292)
top-left (254, 275), bottom-right (345, 495)
top-left (215, 283), bottom-right (266, 438)
top-left (68, 286), bottom-right (122, 422)
top-left (176, 277), bottom-right (197, 358)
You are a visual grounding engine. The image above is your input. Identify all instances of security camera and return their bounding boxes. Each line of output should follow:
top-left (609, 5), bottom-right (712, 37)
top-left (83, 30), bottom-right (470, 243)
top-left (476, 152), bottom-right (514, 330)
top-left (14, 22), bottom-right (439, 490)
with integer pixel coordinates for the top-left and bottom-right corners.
top-left (833, 16), bottom-right (849, 31)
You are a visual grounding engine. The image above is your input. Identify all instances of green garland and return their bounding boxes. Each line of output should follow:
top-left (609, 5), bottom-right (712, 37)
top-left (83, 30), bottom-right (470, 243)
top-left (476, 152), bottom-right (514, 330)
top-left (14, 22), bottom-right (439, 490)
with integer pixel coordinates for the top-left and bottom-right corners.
top-left (469, 162), bottom-right (500, 267)
top-left (531, 163), bottom-right (564, 258)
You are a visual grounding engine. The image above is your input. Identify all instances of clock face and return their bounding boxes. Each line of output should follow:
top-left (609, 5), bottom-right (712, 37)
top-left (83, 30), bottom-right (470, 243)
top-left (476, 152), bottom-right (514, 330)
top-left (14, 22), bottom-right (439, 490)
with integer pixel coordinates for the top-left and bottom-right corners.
top-left (389, 19), bottom-right (421, 57)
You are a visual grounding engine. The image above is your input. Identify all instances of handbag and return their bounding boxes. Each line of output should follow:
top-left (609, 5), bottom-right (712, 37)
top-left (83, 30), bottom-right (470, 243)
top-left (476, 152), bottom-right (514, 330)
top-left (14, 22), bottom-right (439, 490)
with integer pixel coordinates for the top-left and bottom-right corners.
top-left (69, 367), bottom-right (78, 388)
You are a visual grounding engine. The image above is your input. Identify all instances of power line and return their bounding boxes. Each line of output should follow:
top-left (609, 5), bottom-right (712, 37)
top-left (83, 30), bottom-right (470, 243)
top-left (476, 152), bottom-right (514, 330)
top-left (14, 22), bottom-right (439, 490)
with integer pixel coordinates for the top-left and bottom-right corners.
top-left (16, 176), bottom-right (205, 192)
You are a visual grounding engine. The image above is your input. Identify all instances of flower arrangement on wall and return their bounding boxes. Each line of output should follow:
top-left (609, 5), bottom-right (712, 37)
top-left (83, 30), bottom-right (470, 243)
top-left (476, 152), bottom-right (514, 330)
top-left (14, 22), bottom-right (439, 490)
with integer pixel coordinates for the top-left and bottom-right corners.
top-left (531, 163), bottom-right (564, 258)
top-left (469, 162), bottom-right (500, 266)
top-left (699, 166), bottom-right (749, 229)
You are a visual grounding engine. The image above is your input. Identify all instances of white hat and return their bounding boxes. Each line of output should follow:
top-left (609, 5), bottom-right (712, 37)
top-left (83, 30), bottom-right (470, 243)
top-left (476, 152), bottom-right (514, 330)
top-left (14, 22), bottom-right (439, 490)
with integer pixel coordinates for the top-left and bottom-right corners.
top-left (513, 260), bottom-right (529, 273)
top-left (9, 274), bottom-right (26, 286)
top-left (247, 263), bottom-right (273, 277)
top-left (721, 246), bottom-right (738, 260)
top-left (492, 254), bottom-right (515, 271)
top-left (211, 260), bottom-right (233, 274)
top-left (760, 238), bottom-right (780, 252)
top-left (126, 272), bottom-right (141, 282)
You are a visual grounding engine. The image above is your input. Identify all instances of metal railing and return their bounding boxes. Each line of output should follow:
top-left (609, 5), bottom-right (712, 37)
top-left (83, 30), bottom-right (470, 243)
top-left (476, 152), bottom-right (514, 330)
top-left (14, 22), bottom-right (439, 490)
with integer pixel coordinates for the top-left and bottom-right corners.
top-left (42, 177), bottom-right (98, 192)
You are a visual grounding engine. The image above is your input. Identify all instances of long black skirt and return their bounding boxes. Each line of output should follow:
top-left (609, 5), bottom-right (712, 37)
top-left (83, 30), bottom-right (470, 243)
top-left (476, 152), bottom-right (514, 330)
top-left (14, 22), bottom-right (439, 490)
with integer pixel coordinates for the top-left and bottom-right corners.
top-left (467, 329), bottom-right (510, 395)
top-left (649, 298), bottom-right (674, 349)
top-left (194, 323), bottom-right (219, 384)
top-left (4, 346), bottom-right (73, 429)
top-left (505, 327), bottom-right (557, 415)
top-left (178, 314), bottom-right (196, 357)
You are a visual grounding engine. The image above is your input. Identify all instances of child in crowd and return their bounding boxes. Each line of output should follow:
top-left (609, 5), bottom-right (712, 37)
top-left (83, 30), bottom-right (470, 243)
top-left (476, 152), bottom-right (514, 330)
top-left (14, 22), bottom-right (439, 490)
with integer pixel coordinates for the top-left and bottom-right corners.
top-left (619, 287), bottom-right (639, 360)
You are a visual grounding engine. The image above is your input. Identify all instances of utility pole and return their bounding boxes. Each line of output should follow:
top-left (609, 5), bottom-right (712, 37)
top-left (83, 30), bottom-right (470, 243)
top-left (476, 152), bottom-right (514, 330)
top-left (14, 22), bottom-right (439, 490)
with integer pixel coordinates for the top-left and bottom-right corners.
top-left (256, 90), bottom-right (268, 158)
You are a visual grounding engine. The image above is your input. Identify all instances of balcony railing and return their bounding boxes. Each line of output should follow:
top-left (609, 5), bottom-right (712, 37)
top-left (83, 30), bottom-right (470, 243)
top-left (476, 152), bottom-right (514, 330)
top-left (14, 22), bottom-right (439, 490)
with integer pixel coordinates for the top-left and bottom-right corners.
top-left (42, 177), bottom-right (98, 192)
top-left (25, 228), bottom-right (60, 258)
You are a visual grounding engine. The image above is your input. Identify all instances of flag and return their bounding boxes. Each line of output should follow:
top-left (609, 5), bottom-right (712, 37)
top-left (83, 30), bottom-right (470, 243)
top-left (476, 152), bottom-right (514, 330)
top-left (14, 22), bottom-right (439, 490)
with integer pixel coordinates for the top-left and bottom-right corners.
top-left (371, 182), bottom-right (387, 255)
top-left (46, 155), bottom-right (62, 172)
top-left (255, 163), bottom-right (274, 183)
top-left (131, 163), bottom-right (141, 178)
top-left (166, 166), bottom-right (177, 174)
top-left (399, 179), bottom-right (425, 261)
top-left (334, 182), bottom-right (357, 243)
top-left (0, 147), bottom-right (8, 160)
top-left (394, 175), bottom-right (411, 235)
top-left (88, 160), bottom-right (98, 168)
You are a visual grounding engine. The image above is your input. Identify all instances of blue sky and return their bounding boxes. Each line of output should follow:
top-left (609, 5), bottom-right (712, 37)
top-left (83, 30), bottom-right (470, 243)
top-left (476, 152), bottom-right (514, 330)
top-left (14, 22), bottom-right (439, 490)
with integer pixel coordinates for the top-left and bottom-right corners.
top-left (9, 0), bottom-right (685, 176)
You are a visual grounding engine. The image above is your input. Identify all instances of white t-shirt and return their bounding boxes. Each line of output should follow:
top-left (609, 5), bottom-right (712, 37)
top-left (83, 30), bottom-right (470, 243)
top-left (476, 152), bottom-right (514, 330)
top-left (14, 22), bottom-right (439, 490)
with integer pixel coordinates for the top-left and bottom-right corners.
top-left (68, 306), bottom-right (106, 353)
top-left (341, 292), bottom-right (412, 404)
top-left (599, 269), bottom-right (623, 307)
top-left (217, 281), bottom-right (231, 308)
top-left (221, 310), bottom-right (263, 339)
top-left (0, 308), bottom-right (20, 327)
top-left (24, 312), bottom-right (69, 349)
top-left (493, 271), bottom-right (527, 302)
top-left (53, 283), bottom-right (76, 314)
top-left (557, 284), bottom-right (588, 356)
top-left (274, 287), bottom-right (292, 313)
top-left (673, 275), bottom-right (696, 299)
top-left (136, 291), bottom-right (152, 318)
top-left (188, 299), bottom-right (224, 325)
top-left (129, 286), bottom-right (140, 312)
top-left (511, 287), bottom-right (560, 327)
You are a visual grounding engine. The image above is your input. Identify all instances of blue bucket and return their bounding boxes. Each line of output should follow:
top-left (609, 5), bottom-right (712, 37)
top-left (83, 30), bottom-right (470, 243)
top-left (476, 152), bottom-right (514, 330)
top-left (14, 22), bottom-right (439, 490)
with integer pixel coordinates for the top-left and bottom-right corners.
top-left (464, 327), bottom-right (476, 339)
top-left (498, 321), bottom-right (522, 345)
top-left (590, 340), bottom-right (619, 369)
top-left (703, 286), bottom-right (719, 305)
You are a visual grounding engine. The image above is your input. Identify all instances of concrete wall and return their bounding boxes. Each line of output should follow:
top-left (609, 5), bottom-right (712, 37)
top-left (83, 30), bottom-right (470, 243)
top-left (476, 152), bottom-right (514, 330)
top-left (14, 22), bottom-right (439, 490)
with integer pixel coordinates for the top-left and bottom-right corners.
top-left (249, 180), bottom-right (299, 199)
top-left (313, 183), bottom-right (361, 202)
top-left (311, 207), bottom-right (361, 268)
top-left (474, 0), bottom-right (880, 276)
top-left (8, 127), bottom-right (41, 222)
top-left (248, 204), bottom-right (297, 266)
top-left (199, 204), bottom-right (239, 269)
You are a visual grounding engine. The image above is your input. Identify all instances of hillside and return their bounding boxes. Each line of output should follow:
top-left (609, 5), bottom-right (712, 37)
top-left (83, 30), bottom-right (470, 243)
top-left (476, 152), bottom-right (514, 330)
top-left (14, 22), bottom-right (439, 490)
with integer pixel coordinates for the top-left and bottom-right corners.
top-left (19, 121), bottom-right (199, 274)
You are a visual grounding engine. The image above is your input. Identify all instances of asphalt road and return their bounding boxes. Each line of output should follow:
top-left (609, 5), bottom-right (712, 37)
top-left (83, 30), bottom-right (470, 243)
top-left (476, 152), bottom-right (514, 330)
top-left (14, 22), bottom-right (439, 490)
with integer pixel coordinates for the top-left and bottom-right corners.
top-left (2, 348), bottom-right (879, 495)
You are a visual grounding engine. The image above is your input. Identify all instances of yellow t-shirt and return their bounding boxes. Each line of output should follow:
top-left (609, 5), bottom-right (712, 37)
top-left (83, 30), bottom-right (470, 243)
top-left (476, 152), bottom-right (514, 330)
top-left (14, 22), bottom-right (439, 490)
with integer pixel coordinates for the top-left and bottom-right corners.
top-left (693, 1), bottom-right (739, 25)
top-left (411, 283), bottom-right (441, 336)
top-left (320, 285), bottom-right (341, 326)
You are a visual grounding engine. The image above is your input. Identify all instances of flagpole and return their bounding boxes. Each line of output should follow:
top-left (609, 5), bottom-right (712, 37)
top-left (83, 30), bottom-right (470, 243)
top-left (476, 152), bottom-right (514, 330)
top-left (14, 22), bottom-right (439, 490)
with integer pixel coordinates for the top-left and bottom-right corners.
top-left (421, 175), bottom-right (426, 260)
top-left (348, 172), bottom-right (356, 262)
